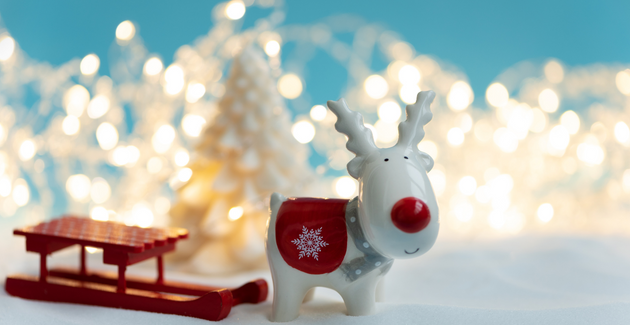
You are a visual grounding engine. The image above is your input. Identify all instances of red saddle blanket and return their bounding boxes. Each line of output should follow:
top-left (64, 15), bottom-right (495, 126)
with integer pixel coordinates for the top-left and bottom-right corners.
top-left (275, 198), bottom-right (349, 275)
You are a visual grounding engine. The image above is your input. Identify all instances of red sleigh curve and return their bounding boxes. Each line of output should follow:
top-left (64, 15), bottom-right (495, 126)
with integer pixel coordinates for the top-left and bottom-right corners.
top-left (5, 216), bottom-right (268, 321)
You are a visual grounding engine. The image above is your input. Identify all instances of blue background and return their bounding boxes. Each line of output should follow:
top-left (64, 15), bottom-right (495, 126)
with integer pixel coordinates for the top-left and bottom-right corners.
top-left (1, 0), bottom-right (628, 101)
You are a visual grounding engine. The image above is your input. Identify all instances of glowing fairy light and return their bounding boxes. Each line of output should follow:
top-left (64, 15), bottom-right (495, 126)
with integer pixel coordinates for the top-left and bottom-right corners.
top-left (486, 83), bottom-right (509, 108)
top-left (310, 105), bottom-right (327, 121)
top-left (116, 20), bottom-right (135, 41)
top-left (181, 114), bottom-right (206, 137)
top-left (96, 122), bottom-right (119, 150)
top-left (538, 89), bottom-right (559, 113)
top-left (398, 65), bottom-right (421, 85)
top-left (185, 82), bottom-right (206, 103)
top-left (144, 57), bottom-right (163, 76)
top-left (264, 40), bottom-right (281, 56)
top-left (228, 206), bottom-right (244, 221)
top-left (19, 140), bottom-right (36, 161)
top-left (164, 65), bottom-right (185, 95)
top-left (544, 60), bottom-right (564, 83)
top-left (112, 146), bottom-right (131, 166)
top-left (378, 101), bottom-right (402, 123)
top-left (66, 174), bottom-right (91, 202)
top-left (537, 203), bottom-right (554, 223)
top-left (458, 176), bottom-right (477, 196)
top-left (506, 105), bottom-right (533, 138)
top-left (62, 115), bottom-right (80, 135)
top-left (87, 95), bottom-right (110, 119)
top-left (447, 127), bottom-right (465, 146)
top-left (90, 177), bottom-right (111, 204)
top-left (64, 85), bottom-right (90, 117)
top-left (278, 74), bottom-right (303, 99)
top-left (291, 120), bottom-right (315, 144)
top-left (80, 54), bottom-right (100, 75)
top-left (0, 36), bottom-right (15, 61)
top-left (12, 179), bottom-right (29, 207)
top-left (447, 81), bottom-right (473, 111)
top-left (131, 203), bottom-right (154, 228)
top-left (174, 149), bottom-right (190, 167)
top-left (417, 140), bottom-right (438, 159)
top-left (548, 125), bottom-right (570, 152)
top-left (90, 206), bottom-right (109, 221)
top-left (177, 168), bottom-right (193, 182)
top-left (335, 176), bottom-right (357, 198)
top-left (577, 136), bottom-right (605, 165)
top-left (616, 70), bottom-right (630, 95)
top-left (364, 75), bottom-right (388, 99)
top-left (614, 121), bottom-right (630, 145)
top-left (560, 110), bottom-right (580, 135)
top-left (152, 125), bottom-right (176, 153)
top-left (399, 84), bottom-right (420, 104)
top-left (225, 1), bottom-right (246, 20)
top-left (126, 146), bottom-right (140, 166)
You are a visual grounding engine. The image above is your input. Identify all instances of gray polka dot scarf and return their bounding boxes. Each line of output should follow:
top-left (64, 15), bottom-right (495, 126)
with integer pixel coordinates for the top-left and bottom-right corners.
top-left (339, 197), bottom-right (393, 282)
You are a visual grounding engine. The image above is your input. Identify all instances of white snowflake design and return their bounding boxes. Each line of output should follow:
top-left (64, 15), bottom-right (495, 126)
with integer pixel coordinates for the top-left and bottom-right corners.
top-left (291, 226), bottom-right (329, 260)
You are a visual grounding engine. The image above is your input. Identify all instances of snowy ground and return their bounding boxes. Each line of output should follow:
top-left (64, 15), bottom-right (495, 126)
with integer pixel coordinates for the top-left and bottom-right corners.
top-left (1, 233), bottom-right (630, 324)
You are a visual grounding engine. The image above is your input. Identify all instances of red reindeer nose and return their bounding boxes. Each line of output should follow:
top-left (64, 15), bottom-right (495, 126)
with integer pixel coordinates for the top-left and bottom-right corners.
top-left (391, 197), bottom-right (431, 233)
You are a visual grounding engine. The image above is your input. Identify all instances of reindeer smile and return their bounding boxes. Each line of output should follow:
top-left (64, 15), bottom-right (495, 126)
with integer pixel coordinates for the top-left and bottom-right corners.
top-left (404, 248), bottom-right (420, 254)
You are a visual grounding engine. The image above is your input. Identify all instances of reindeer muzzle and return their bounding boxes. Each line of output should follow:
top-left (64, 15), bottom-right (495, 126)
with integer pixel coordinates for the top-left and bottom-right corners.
top-left (391, 197), bottom-right (431, 233)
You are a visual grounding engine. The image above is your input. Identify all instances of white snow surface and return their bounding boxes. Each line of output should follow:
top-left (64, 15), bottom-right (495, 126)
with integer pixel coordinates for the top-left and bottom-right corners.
top-left (1, 233), bottom-right (630, 324)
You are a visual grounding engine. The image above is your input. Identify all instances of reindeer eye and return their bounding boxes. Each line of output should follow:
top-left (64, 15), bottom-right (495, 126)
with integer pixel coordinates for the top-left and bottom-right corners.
top-left (384, 158), bottom-right (389, 162)
top-left (404, 156), bottom-right (409, 159)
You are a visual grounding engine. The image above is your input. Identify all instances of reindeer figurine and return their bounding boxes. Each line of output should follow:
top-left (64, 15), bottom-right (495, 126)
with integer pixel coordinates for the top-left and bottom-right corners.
top-left (265, 90), bottom-right (439, 322)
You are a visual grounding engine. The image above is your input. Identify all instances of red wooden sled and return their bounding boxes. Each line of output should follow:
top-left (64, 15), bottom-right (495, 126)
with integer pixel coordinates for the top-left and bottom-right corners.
top-left (5, 216), bottom-right (267, 321)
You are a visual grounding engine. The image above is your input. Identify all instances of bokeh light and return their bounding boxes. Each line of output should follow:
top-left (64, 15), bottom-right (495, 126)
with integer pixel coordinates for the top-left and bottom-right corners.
top-left (115, 21), bottom-right (135, 41)
top-left (228, 206), bottom-right (244, 221)
top-left (447, 81), bottom-right (473, 111)
top-left (539, 89), bottom-right (559, 113)
top-left (225, 1), bottom-right (246, 20)
top-left (364, 75), bottom-right (388, 99)
top-left (144, 57), bottom-right (163, 76)
top-left (278, 74), bottom-right (303, 99)
top-left (486, 83), bottom-right (509, 108)
top-left (96, 122), bottom-right (119, 150)
top-left (335, 176), bottom-right (357, 198)
top-left (291, 121), bottom-right (315, 144)
top-left (80, 54), bottom-right (100, 75)
top-left (182, 114), bottom-right (206, 137)
top-left (0, 36), bottom-right (15, 61)
top-left (310, 105), bottom-right (327, 121)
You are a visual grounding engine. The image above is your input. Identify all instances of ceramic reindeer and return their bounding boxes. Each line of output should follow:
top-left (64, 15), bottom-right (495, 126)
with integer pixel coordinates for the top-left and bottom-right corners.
top-left (265, 90), bottom-right (439, 322)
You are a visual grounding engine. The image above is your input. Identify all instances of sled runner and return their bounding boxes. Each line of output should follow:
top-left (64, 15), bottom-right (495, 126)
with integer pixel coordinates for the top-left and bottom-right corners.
top-left (5, 216), bottom-right (267, 321)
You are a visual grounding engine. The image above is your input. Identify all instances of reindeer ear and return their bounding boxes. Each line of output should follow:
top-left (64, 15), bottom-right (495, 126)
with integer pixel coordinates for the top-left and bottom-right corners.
top-left (416, 151), bottom-right (434, 172)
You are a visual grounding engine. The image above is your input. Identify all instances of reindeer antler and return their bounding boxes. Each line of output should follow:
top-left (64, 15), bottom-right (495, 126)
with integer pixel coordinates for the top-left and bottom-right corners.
top-left (327, 98), bottom-right (377, 179)
top-left (396, 90), bottom-right (435, 150)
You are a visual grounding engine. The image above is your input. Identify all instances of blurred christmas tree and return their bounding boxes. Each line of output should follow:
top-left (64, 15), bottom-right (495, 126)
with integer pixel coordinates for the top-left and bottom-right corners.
top-left (169, 46), bottom-right (314, 274)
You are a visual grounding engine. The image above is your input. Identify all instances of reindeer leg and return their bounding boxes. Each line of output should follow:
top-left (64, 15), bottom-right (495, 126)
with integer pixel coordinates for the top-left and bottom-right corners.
top-left (339, 278), bottom-right (378, 316)
top-left (271, 279), bottom-right (310, 322)
top-left (302, 288), bottom-right (315, 303)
